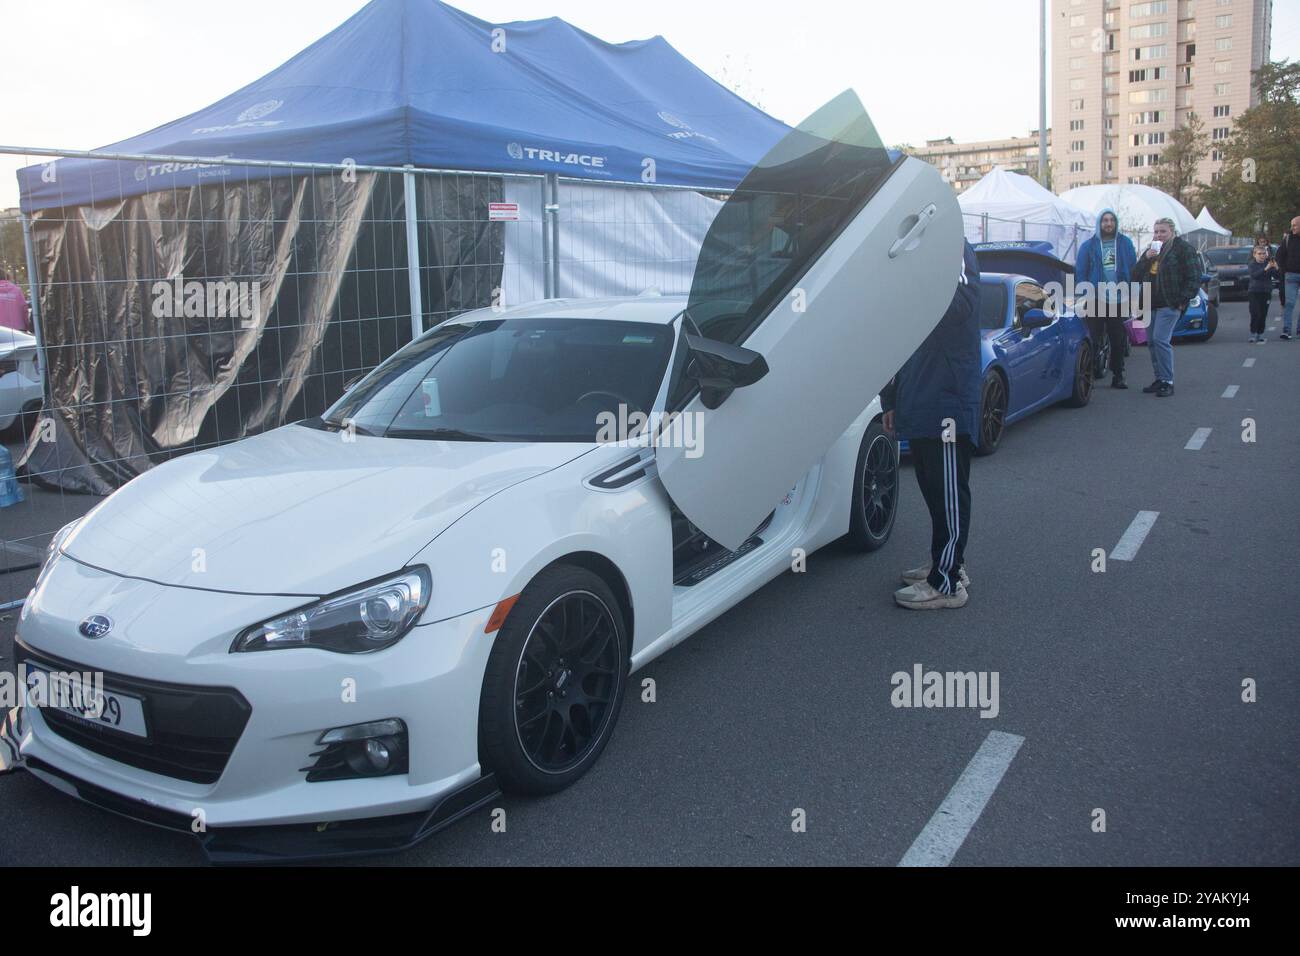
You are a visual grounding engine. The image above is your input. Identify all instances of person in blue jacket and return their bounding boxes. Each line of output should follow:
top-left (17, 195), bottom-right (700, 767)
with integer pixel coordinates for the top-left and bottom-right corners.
top-left (1074, 208), bottom-right (1137, 388)
top-left (881, 239), bottom-right (981, 610)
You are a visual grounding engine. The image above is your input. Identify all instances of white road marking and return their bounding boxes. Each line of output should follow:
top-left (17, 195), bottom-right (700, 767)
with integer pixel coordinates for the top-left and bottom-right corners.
top-left (1185, 428), bottom-right (1212, 451)
top-left (1221, 385), bottom-right (1239, 398)
top-left (899, 731), bottom-right (1025, 867)
top-left (1111, 510), bottom-right (1160, 561)
top-left (1243, 358), bottom-right (1256, 367)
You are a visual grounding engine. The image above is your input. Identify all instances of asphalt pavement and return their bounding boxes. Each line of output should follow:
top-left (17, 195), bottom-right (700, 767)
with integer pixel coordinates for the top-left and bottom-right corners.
top-left (1, 299), bottom-right (1296, 866)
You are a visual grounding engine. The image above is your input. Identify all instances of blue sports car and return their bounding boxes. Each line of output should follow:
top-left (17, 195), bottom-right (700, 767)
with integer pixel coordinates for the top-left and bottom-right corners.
top-left (901, 242), bottom-right (1094, 457)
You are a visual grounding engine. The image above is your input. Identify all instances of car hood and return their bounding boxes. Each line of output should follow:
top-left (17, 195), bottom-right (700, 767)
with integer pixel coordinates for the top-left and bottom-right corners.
top-left (62, 424), bottom-right (592, 595)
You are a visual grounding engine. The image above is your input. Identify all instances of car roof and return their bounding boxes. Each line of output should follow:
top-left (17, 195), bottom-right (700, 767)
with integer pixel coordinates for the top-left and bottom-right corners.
top-left (448, 294), bottom-right (687, 327)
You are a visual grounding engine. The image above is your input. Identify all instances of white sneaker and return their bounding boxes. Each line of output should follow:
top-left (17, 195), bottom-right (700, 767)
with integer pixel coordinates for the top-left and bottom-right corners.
top-left (894, 580), bottom-right (969, 610)
top-left (901, 563), bottom-right (970, 589)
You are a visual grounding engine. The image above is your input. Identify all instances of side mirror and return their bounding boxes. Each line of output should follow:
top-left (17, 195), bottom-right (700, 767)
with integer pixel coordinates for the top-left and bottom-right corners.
top-left (1200, 273), bottom-right (1213, 284)
top-left (1020, 308), bottom-right (1053, 330)
top-left (685, 333), bottom-right (770, 410)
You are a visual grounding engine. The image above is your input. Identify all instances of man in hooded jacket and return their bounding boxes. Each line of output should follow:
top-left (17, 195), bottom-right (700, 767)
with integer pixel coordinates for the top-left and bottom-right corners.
top-left (1074, 208), bottom-right (1137, 388)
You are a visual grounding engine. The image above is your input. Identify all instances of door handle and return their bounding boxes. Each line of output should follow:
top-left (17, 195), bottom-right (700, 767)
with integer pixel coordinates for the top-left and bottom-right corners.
top-left (888, 203), bottom-right (938, 259)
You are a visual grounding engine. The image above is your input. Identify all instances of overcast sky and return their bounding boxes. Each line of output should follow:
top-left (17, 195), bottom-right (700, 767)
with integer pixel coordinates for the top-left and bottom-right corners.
top-left (3, 0), bottom-right (1299, 208)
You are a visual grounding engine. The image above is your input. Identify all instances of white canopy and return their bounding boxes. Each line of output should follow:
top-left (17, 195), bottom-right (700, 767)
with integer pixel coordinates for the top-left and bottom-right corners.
top-left (959, 166), bottom-right (1095, 261)
top-left (1059, 183), bottom-right (1199, 243)
top-left (1195, 206), bottom-right (1232, 236)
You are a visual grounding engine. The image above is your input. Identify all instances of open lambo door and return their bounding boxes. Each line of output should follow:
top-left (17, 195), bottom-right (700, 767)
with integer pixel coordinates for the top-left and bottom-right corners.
top-left (656, 90), bottom-right (964, 551)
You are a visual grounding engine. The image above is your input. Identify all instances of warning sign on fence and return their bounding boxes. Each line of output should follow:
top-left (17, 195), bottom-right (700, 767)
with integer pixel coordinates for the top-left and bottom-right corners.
top-left (488, 202), bottom-right (520, 222)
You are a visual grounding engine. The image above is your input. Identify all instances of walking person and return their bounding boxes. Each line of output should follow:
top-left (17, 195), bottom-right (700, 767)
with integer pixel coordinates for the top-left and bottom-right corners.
top-left (1132, 218), bottom-right (1201, 397)
top-left (1074, 208), bottom-right (1137, 388)
top-left (1276, 216), bottom-right (1300, 340)
top-left (1247, 245), bottom-right (1278, 344)
top-left (881, 239), bottom-right (981, 610)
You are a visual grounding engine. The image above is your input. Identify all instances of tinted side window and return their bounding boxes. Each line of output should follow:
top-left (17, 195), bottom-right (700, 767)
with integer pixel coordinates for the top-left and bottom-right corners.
top-left (979, 282), bottom-right (1009, 330)
top-left (686, 91), bottom-right (897, 349)
top-left (1014, 283), bottom-right (1047, 323)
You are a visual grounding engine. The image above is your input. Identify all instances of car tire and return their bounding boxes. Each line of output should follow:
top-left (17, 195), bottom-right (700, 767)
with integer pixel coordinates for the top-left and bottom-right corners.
top-left (1065, 340), bottom-right (1094, 407)
top-left (844, 419), bottom-right (899, 552)
top-left (479, 564), bottom-right (629, 796)
top-left (1092, 333), bottom-right (1110, 380)
top-left (1203, 302), bottom-right (1218, 341)
top-left (974, 371), bottom-right (1007, 457)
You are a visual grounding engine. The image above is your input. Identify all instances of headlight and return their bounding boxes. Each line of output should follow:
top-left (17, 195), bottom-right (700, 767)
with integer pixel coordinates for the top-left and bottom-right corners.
top-left (231, 567), bottom-right (431, 654)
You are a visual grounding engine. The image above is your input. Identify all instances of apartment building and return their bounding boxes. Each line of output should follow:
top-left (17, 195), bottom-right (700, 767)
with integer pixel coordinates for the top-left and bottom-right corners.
top-left (1051, 0), bottom-right (1273, 191)
top-left (908, 133), bottom-right (1050, 193)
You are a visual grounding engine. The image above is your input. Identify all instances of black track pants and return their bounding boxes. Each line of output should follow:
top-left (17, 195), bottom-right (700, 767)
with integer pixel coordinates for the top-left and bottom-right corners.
top-left (909, 435), bottom-right (973, 594)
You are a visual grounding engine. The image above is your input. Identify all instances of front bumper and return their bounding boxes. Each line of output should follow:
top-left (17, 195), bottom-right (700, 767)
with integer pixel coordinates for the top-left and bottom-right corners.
top-left (1, 556), bottom-right (502, 862)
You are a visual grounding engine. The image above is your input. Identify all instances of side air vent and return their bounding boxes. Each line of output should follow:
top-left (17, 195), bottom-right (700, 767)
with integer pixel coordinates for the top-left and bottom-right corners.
top-left (587, 454), bottom-right (653, 490)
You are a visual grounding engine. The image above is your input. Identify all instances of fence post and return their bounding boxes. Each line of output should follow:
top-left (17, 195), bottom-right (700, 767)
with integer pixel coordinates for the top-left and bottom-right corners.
top-left (541, 177), bottom-right (553, 298)
top-left (547, 174), bottom-right (560, 298)
top-left (19, 213), bottom-right (44, 369)
top-left (403, 166), bottom-right (423, 340)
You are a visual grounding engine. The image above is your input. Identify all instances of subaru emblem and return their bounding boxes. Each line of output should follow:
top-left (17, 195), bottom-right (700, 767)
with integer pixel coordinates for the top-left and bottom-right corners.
top-left (79, 615), bottom-right (113, 639)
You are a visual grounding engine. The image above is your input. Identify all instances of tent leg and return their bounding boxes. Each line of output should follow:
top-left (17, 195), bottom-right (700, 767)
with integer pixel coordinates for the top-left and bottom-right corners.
top-left (403, 168), bottom-right (423, 340)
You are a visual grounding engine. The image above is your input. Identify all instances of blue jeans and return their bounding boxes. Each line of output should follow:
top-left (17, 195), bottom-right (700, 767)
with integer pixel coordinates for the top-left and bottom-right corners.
top-left (1284, 274), bottom-right (1300, 334)
top-left (1148, 306), bottom-right (1180, 383)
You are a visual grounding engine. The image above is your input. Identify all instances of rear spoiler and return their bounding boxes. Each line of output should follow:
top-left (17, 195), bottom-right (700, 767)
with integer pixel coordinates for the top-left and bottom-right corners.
top-left (973, 242), bottom-right (1074, 288)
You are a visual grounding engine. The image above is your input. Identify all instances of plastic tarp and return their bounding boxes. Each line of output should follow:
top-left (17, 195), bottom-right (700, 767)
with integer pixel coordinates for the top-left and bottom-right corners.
top-left (1059, 183), bottom-right (1198, 244)
top-left (17, 0), bottom-right (790, 212)
top-left (19, 172), bottom-right (503, 494)
top-left (501, 180), bottom-right (723, 303)
top-left (958, 166), bottom-right (1094, 262)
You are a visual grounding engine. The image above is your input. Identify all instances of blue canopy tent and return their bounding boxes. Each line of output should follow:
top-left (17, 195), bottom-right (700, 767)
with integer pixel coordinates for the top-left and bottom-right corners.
top-left (18, 0), bottom-right (787, 210)
top-left (15, 0), bottom-right (787, 494)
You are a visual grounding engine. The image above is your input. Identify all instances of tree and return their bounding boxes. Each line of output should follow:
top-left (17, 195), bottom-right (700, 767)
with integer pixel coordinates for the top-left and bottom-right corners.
top-left (1142, 114), bottom-right (1208, 207)
top-left (1196, 59), bottom-right (1300, 237)
top-left (716, 54), bottom-right (767, 113)
top-left (0, 218), bottom-right (27, 286)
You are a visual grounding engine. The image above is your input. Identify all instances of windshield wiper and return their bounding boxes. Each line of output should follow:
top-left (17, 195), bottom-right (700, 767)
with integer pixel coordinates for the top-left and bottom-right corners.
top-left (387, 427), bottom-right (498, 442)
top-left (305, 416), bottom-right (379, 437)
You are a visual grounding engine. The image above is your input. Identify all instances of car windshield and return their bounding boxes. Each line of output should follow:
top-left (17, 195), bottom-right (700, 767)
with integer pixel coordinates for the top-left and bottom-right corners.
top-left (1205, 247), bottom-right (1253, 265)
top-left (685, 90), bottom-right (896, 347)
top-left (313, 318), bottom-right (675, 442)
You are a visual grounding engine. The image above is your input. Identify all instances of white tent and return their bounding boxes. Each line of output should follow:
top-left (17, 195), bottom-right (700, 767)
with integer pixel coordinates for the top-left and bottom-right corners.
top-left (1195, 206), bottom-right (1232, 236)
top-left (959, 166), bottom-right (1095, 261)
top-left (1059, 183), bottom-right (1198, 249)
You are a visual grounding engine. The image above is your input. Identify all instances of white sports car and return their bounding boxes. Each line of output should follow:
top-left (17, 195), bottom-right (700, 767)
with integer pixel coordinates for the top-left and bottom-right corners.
top-left (0, 92), bottom-right (963, 861)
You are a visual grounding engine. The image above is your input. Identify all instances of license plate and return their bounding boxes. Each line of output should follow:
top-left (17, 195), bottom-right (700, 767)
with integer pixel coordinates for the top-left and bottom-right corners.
top-left (24, 667), bottom-right (149, 738)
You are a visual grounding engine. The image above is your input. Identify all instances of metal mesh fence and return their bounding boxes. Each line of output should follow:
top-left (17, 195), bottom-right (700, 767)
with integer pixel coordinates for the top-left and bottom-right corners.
top-left (0, 147), bottom-right (730, 608)
top-left (0, 149), bottom-right (551, 608)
